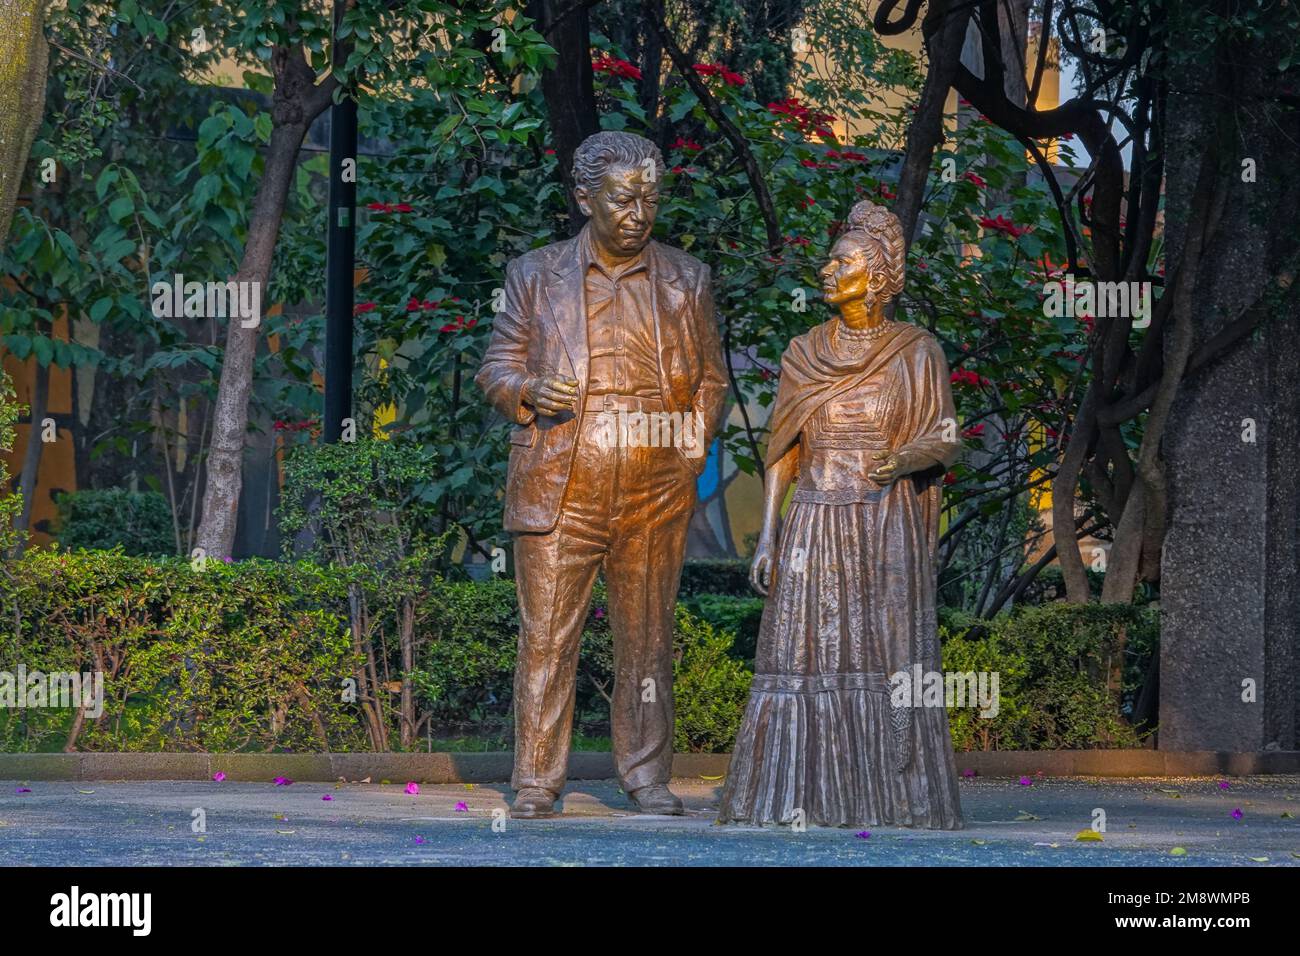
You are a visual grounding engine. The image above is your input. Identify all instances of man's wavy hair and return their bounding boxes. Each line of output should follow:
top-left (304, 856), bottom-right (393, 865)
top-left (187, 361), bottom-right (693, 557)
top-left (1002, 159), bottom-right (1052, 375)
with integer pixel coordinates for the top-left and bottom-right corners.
top-left (571, 131), bottom-right (665, 195)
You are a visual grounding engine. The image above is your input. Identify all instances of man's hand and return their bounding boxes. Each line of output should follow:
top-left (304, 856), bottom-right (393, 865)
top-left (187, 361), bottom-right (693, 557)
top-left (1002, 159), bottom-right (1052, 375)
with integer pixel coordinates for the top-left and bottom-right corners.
top-left (522, 374), bottom-right (579, 416)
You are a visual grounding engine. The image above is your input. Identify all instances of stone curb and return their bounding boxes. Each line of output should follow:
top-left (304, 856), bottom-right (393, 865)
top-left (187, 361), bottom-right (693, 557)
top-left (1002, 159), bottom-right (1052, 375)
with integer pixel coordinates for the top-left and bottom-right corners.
top-left (0, 750), bottom-right (1297, 782)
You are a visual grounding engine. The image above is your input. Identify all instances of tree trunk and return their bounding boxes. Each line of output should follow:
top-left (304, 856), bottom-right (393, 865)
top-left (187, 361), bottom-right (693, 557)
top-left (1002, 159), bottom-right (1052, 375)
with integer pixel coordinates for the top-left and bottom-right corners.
top-left (891, 0), bottom-right (973, 251)
top-left (194, 50), bottom-right (334, 559)
top-left (13, 357), bottom-right (49, 555)
top-left (1158, 0), bottom-right (1300, 751)
top-left (527, 0), bottom-right (599, 232)
top-left (0, 0), bottom-right (46, 248)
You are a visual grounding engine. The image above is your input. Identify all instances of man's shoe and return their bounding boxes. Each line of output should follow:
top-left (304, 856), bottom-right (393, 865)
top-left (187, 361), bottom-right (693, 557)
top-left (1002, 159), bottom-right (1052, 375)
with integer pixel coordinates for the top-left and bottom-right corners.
top-left (511, 787), bottom-right (558, 819)
top-left (627, 784), bottom-right (684, 815)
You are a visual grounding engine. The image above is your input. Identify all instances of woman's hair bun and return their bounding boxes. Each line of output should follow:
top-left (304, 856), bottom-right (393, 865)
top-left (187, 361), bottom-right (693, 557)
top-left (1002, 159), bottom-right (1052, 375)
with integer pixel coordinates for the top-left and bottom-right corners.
top-left (846, 200), bottom-right (893, 232)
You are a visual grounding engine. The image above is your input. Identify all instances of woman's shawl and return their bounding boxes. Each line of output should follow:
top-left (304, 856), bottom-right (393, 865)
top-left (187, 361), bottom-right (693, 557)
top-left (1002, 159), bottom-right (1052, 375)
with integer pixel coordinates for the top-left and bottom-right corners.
top-left (764, 319), bottom-right (959, 563)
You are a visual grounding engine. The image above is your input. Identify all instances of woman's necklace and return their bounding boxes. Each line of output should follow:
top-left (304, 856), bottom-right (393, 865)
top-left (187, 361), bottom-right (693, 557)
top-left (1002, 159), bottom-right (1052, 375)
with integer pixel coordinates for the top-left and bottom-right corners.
top-left (835, 317), bottom-right (892, 349)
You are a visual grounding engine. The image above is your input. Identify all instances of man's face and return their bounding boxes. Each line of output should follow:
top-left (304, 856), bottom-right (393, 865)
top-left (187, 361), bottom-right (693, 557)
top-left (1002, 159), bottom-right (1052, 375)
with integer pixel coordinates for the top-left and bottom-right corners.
top-left (575, 163), bottom-right (658, 258)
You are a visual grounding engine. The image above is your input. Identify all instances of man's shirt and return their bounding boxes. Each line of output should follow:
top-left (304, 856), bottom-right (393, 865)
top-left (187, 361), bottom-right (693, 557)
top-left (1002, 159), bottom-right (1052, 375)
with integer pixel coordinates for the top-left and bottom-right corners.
top-left (580, 226), bottom-right (661, 397)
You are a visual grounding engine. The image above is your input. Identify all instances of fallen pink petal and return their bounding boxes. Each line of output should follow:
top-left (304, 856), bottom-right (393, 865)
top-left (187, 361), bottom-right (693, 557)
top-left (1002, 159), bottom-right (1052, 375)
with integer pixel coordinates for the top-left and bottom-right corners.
top-left (455, 801), bottom-right (468, 812)
top-left (405, 782), bottom-right (420, 796)
top-left (274, 777), bottom-right (293, 786)
top-left (212, 772), bottom-right (226, 782)
top-left (322, 794), bottom-right (333, 801)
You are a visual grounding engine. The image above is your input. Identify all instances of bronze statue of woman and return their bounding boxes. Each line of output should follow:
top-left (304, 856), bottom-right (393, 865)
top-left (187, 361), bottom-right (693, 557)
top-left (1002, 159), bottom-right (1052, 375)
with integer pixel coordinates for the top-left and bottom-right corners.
top-left (718, 200), bottom-right (964, 829)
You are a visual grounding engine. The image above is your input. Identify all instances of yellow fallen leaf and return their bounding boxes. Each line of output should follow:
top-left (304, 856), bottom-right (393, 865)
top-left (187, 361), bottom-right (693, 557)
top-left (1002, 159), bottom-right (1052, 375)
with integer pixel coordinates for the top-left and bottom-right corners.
top-left (1014, 811), bottom-right (1043, 821)
top-left (1075, 829), bottom-right (1103, 842)
top-left (75, 788), bottom-right (95, 794)
top-left (971, 839), bottom-right (987, 845)
top-left (700, 774), bottom-right (725, 781)
top-left (1282, 811), bottom-right (1294, 819)
top-left (1249, 856), bottom-right (1269, 862)
top-left (1170, 847), bottom-right (1187, 856)
top-left (276, 829), bottom-right (296, 834)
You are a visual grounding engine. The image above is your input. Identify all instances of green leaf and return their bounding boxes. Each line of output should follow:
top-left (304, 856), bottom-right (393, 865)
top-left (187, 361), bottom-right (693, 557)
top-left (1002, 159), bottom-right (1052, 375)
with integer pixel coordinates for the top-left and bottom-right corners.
top-left (107, 196), bottom-right (134, 225)
top-left (89, 297), bottom-right (114, 324)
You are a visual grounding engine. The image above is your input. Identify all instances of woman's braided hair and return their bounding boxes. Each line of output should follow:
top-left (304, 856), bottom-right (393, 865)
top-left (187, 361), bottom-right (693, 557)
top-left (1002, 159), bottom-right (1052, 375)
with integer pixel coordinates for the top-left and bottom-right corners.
top-left (840, 200), bottom-right (906, 303)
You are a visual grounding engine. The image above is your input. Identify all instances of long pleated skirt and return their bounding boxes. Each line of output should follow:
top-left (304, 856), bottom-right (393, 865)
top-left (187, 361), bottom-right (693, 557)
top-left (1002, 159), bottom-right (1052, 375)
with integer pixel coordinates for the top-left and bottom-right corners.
top-left (717, 489), bottom-right (964, 829)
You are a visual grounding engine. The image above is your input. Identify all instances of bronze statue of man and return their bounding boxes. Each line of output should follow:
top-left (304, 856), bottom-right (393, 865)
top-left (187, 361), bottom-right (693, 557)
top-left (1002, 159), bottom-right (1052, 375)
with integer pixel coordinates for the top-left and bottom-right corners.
top-left (476, 131), bottom-right (728, 818)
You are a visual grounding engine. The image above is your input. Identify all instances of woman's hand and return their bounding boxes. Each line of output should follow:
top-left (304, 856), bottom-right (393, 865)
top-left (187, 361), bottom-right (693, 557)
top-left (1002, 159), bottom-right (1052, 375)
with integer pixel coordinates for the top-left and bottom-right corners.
top-left (750, 530), bottom-right (777, 596)
top-left (868, 449), bottom-right (920, 484)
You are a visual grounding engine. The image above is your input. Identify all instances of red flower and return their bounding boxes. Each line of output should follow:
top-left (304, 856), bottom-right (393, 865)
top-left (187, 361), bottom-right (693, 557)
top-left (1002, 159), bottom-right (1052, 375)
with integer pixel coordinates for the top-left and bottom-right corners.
top-left (979, 214), bottom-right (1030, 239)
top-left (695, 63), bottom-right (746, 86)
top-left (877, 184), bottom-right (897, 200)
top-left (544, 148), bottom-right (556, 155)
top-left (670, 136), bottom-right (702, 152)
top-left (961, 424), bottom-right (985, 439)
top-left (950, 368), bottom-right (990, 388)
top-left (353, 301), bottom-right (377, 315)
top-left (800, 196), bottom-right (815, 208)
top-left (439, 315), bottom-right (478, 334)
top-left (592, 55), bottom-right (642, 81)
top-left (943, 471), bottom-right (957, 486)
top-left (962, 171), bottom-right (987, 189)
top-left (766, 98), bottom-right (836, 138)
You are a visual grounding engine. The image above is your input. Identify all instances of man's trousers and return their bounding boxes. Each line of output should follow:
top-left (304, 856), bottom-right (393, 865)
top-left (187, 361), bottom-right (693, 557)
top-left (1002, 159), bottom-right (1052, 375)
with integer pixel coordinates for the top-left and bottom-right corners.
top-left (511, 408), bottom-right (697, 794)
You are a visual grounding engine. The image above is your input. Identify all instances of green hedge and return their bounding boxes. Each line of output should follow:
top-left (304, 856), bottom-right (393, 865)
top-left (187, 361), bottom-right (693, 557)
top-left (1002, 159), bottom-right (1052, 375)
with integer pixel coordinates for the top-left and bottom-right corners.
top-left (680, 594), bottom-right (1159, 752)
top-left (0, 549), bottom-right (1157, 754)
top-left (0, 550), bottom-right (752, 754)
top-left (53, 488), bottom-right (176, 556)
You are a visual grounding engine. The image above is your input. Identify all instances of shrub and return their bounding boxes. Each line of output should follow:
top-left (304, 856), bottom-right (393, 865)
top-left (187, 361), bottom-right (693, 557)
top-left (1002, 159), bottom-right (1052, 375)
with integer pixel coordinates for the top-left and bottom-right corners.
top-left (0, 550), bottom-right (364, 752)
top-left (940, 602), bottom-right (1158, 751)
top-left (679, 559), bottom-right (753, 596)
top-left (680, 592), bottom-right (764, 661)
top-left (672, 607), bottom-right (754, 753)
top-left (52, 488), bottom-right (175, 556)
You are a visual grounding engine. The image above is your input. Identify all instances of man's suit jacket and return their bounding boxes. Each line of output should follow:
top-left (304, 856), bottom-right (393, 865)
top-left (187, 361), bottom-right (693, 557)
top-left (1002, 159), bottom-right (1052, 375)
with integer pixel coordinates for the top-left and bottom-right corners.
top-left (475, 231), bottom-right (728, 534)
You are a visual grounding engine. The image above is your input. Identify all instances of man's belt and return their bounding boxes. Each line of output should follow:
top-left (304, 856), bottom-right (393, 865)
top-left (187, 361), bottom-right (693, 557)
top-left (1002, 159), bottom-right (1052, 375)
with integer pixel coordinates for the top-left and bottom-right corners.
top-left (583, 393), bottom-right (666, 413)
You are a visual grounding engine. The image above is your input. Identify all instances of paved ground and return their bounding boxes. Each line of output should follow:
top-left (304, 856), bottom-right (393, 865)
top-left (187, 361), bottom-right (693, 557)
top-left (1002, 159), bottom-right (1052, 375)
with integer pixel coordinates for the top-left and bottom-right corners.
top-left (2, 775), bottom-right (1298, 866)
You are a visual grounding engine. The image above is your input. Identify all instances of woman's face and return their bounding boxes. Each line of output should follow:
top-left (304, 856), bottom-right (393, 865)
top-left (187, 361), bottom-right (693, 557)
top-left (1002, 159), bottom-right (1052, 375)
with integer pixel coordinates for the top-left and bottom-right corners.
top-left (819, 238), bottom-right (884, 307)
